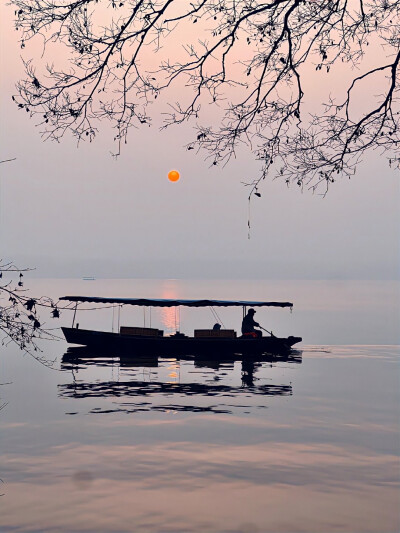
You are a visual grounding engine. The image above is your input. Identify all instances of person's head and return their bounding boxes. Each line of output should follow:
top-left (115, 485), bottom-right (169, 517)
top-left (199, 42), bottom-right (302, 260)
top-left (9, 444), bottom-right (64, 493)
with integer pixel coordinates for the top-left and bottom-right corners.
top-left (248, 308), bottom-right (256, 316)
top-left (213, 323), bottom-right (221, 330)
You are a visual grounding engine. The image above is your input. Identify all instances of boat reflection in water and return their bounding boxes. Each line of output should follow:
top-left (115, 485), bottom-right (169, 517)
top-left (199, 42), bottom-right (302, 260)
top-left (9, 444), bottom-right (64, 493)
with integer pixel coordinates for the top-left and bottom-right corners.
top-left (59, 348), bottom-right (302, 415)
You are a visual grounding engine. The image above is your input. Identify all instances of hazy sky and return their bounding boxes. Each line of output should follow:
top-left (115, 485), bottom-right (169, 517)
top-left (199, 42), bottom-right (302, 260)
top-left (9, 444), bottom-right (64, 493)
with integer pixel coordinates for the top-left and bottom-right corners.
top-left (0, 2), bottom-right (399, 280)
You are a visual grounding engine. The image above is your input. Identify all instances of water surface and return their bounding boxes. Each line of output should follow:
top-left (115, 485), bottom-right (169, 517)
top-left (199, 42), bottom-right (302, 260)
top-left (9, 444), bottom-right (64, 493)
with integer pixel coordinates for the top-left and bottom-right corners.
top-left (0, 279), bottom-right (399, 532)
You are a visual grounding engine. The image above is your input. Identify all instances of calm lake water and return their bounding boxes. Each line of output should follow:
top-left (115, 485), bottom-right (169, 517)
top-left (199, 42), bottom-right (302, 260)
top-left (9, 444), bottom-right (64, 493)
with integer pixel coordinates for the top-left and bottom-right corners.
top-left (1, 279), bottom-right (399, 533)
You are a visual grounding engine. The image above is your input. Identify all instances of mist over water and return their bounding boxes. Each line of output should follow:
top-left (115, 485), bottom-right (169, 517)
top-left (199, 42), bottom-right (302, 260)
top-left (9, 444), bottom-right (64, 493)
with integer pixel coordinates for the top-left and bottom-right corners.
top-left (26, 277), bottom-right (400, 344)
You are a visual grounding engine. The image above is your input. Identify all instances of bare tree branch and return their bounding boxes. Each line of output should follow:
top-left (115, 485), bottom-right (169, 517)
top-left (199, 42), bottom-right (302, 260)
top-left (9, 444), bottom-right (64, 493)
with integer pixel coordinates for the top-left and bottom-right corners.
top-left (10, 0), bottom-right (400, 193)
top-left (0, 259), bottom-right (64, 366)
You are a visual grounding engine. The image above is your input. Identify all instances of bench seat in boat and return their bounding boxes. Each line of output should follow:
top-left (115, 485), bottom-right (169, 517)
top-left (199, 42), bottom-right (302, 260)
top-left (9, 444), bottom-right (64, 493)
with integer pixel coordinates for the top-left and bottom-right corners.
top-left (194, 329), bottom-right (237, 339)
top-left (120, 326), bottom-right (163, 337)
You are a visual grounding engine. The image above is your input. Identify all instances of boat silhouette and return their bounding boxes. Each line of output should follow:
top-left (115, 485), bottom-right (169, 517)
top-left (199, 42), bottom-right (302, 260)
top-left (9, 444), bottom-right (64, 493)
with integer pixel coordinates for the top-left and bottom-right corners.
top-left (60, 296), bottom-right (302, 356)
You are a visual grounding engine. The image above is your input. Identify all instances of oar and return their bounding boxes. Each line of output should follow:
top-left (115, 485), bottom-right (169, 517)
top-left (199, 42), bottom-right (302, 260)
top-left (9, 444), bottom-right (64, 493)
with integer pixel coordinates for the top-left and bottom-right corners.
top-left (259, 326), bottom-right (275, 337)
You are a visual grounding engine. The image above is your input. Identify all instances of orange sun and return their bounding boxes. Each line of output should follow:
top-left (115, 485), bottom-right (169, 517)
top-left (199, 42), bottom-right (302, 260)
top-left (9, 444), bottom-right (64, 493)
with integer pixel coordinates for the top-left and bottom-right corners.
top-left (168, 170), bottom-right (180, 182)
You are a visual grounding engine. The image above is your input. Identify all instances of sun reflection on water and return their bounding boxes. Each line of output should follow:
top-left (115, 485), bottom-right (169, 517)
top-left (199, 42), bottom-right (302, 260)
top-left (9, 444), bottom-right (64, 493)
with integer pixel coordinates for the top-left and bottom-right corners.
top-left (160, 306), bottom-right (180, 334)
top-left (167, 360), bottom-right (180, 383)
top-left (158, 284), bottom-right (180, 334)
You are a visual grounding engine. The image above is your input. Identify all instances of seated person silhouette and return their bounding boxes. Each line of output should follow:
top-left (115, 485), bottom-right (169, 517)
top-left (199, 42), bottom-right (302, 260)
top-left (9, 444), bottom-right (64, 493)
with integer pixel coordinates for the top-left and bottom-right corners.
top-left (241, 309), bottom-right (262, 338)
top-left (213, 323), bottom-right (221, 330)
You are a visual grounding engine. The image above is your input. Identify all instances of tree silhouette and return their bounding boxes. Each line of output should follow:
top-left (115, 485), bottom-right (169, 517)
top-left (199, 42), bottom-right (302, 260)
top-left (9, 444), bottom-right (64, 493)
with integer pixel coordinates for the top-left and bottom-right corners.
top-left (0, 260), bottom-right (61, 363)
top-left (11, 0), bottom-right (400, 195)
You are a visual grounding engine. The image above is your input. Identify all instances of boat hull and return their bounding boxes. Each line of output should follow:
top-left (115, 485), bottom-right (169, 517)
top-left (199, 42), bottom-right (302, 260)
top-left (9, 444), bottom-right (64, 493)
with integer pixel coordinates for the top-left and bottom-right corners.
top-left (62, 327), bottom-right (302, 357)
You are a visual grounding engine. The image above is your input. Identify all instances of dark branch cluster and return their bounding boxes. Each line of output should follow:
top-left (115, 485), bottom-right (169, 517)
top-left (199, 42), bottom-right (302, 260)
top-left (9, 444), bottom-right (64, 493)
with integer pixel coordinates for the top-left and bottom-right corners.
top-left (11, 0), bottom-right (400, 193)
top-left (0, 260), bottom-right (61, 364)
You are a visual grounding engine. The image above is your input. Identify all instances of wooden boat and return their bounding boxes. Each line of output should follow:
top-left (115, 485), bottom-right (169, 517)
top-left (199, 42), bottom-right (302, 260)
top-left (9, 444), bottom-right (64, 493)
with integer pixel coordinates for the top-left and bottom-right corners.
top-left (60, 296), bottom-right (302, 356)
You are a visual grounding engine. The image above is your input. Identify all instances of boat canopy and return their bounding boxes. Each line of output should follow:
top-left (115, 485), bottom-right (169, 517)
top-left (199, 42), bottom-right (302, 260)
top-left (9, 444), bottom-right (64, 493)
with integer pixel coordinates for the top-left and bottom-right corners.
top-left (59, 296), bottom-right (293, 308)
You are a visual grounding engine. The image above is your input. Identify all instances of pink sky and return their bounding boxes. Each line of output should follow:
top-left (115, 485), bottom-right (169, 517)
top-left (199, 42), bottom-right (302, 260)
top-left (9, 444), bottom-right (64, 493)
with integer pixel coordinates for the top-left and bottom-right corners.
top-left (0, 1), bottom-right (398, 281)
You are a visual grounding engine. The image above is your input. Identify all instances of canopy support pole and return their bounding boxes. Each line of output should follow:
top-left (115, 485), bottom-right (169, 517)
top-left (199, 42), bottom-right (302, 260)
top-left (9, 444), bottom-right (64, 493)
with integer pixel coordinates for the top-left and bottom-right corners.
top-left (72, 303), bottom-right (78, 328)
